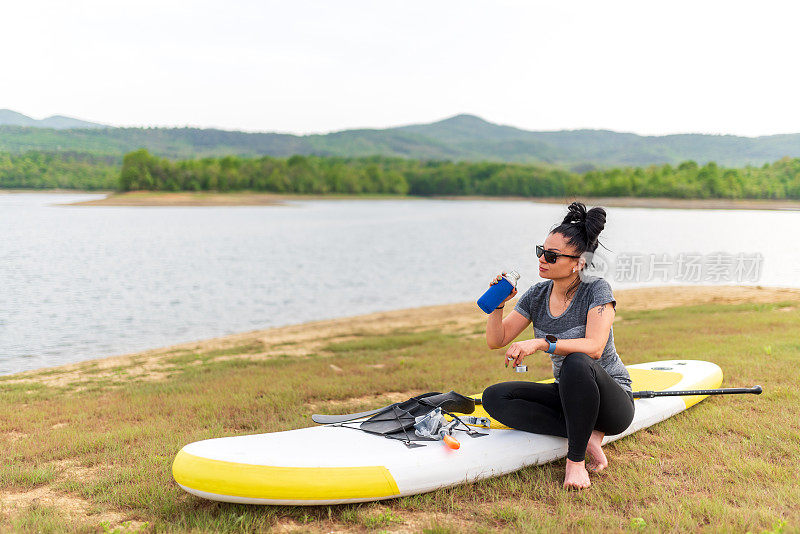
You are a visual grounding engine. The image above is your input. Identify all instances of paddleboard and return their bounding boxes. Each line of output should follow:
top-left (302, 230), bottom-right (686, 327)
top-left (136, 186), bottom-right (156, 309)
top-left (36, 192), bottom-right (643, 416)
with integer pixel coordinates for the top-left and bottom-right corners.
top-left (172, 359), bottom-right (722, 505)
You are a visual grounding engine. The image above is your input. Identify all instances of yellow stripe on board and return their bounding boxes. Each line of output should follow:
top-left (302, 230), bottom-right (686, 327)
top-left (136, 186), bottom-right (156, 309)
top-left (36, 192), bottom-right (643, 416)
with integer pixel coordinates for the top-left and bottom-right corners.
top-left (172, 451), bottom-right (400, 501)
top-left (628, 368), bottom-right (683, 392)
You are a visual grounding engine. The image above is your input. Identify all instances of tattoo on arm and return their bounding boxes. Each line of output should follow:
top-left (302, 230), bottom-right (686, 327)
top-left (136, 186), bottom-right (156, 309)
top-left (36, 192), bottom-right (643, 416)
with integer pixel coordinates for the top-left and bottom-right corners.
top-left (597, 304), bottom-right (606, 316)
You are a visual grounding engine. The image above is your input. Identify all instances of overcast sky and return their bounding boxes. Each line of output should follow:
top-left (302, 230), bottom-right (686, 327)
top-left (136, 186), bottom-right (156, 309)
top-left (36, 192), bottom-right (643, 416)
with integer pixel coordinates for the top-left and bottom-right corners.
top-left (3, 0), bottom-right (799, 136)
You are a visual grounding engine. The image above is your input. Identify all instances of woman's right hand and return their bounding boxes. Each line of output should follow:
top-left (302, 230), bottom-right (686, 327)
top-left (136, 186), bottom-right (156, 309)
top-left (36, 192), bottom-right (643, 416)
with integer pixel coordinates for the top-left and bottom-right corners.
top-left (490, 272), bottom-right (518, 303)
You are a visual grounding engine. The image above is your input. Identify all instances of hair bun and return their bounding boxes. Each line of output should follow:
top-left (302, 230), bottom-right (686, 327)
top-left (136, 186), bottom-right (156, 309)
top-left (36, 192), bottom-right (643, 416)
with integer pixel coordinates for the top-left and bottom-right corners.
top-left (560, 201), bottom-right (606, 249)
top-left (584, 206), bottom-right (606, 248)
top-left (562, 202), bottom-right (588, 226)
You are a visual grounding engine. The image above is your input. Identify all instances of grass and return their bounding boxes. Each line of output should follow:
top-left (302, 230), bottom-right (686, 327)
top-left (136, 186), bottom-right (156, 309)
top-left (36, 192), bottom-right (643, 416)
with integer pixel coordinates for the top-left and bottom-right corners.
top-left (0, 301), bottom-right (799, 532)
top-left (10, 504), bottom-right (72, 534)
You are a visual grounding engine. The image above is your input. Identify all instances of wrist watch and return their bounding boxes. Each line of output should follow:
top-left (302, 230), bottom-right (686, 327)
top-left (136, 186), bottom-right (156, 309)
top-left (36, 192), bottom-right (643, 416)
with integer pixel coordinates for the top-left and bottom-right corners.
top-left (545, 334), bottom-right (557, 354)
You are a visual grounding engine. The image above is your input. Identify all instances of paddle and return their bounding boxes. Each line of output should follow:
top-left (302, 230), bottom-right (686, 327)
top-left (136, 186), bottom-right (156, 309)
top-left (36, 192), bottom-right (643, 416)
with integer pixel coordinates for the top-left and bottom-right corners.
top-left (633, 385), bottom-right (762, 398)
top-left (313, 387), bottom-right (762, 423)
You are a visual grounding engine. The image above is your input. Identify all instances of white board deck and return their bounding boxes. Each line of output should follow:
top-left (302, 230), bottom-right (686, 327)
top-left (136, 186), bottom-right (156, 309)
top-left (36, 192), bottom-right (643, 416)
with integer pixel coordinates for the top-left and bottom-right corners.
top-left (172, 359), bottom-right (723, 505)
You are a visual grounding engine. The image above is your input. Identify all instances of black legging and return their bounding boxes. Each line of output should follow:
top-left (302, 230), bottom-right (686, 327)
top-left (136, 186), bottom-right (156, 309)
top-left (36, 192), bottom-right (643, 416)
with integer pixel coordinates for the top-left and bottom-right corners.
top-left (482, 352), bottom-right (635, 462)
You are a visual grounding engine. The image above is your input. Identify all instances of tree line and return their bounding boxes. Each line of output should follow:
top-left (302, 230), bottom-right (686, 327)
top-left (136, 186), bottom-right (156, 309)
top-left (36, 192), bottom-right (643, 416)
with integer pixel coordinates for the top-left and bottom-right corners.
top-left (118, 149), bottom-right (800, 199)
top-left (3, 148), bottom-right (800, 200)
top-left (0, 151), bottom-right (118, 190)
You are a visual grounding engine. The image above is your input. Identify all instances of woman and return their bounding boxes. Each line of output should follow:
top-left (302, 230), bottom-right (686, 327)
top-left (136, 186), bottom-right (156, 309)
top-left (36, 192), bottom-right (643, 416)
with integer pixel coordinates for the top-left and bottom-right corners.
top-left (483, 201), bottom-right (634, 490)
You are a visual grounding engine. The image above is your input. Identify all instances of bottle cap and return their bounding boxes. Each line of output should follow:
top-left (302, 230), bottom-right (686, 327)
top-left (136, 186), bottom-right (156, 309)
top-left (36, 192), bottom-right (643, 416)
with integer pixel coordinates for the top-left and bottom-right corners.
top-left (504, 270), bottom-right (520, 288)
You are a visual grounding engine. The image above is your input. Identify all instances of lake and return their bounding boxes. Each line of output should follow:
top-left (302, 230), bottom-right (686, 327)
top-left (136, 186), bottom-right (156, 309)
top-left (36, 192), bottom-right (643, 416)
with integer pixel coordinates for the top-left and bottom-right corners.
top-left (1, 192), bottom-right (798, 375)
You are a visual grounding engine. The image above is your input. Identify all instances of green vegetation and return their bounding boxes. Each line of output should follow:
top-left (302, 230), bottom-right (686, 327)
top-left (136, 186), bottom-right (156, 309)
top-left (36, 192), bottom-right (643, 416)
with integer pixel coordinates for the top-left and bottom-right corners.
top-left (3, 114), bottom-right (800, 167)
top-left (0, 301), bottom-right (798, 531)
top-left (117, 151), bottom-right (412, 194)
top-left (0, 151), bottom-right (118, 190)
top-left (119, 149), bottom-right (800, 199)
top-left (4, 143), bottom-right (800, 200)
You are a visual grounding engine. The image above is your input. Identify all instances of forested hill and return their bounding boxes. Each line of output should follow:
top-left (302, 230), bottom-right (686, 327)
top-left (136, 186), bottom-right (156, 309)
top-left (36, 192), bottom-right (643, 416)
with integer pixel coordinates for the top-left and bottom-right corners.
top-left (2, 113), bottom-right (800, 168)
top-left (395, 115), bottom-right (800, 168)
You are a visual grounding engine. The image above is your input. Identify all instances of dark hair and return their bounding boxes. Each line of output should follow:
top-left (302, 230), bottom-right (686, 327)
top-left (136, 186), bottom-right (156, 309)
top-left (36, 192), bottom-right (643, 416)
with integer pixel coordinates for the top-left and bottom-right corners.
top-left (550, 201), bottom-right (607, 300)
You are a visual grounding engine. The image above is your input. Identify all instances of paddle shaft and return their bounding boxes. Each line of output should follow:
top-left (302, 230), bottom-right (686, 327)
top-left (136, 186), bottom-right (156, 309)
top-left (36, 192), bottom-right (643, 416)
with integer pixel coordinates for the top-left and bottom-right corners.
top-left (632, 385), bottom-right (762, 398)
top-left (314, 386), bottom-right (762, 423)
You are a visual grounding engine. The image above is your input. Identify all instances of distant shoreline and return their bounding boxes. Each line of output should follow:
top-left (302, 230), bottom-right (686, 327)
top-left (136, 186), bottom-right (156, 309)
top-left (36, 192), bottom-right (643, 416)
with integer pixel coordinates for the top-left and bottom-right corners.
top-left (436, 195), bottom-right (800, 211)
top-left (70, 191), bottom-right (800, 210)
top-left (5, 189), bottom-right (800, 210)
top-left (0, 188), bottom-right (113, 195)
top-left (64, 191), bottom-right (439, 206)
top-left (67, 191), bottom-right (289, 207)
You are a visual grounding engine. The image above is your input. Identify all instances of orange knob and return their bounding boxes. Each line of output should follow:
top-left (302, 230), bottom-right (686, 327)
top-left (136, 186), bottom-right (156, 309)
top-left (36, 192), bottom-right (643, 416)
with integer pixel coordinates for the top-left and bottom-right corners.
top-left (443, 435), bottom-right (460, 449)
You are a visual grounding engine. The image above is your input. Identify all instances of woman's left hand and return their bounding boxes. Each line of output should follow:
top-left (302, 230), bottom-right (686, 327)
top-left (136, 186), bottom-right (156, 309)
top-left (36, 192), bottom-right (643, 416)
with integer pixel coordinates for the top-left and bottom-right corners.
top-left (504, 339), bottom-right (545, 368)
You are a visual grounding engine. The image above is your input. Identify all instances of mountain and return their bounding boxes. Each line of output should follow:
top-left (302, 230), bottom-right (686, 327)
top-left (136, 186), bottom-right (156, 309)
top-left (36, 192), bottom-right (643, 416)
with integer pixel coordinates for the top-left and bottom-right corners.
top-left (38, 115), bottom-right (109, 129)
top-left (0, 109), bottom-right (38, 127)
top-left (1, 111), bottom-right (800, 168)
top-left (0, 109), bottom-right (107, 129)
top-left (392, 114), bottom-right (800, 168)
top-left (396, 114), bottom-right (532, 143)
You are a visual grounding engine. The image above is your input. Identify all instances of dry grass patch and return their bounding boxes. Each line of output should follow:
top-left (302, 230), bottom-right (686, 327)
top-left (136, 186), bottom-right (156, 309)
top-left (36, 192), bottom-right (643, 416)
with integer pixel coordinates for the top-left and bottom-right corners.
top-left (0, 485), bottom-right (126, 526)
top-left (305, 389), bottom-right (424, 413)
top-left (0, 459), bottom-right (144, 531)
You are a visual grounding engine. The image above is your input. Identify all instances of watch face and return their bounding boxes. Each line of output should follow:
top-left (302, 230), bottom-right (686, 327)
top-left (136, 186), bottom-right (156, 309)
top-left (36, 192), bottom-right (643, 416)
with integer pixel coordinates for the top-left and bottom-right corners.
top-left (545, 334), bottom-right (557, 343)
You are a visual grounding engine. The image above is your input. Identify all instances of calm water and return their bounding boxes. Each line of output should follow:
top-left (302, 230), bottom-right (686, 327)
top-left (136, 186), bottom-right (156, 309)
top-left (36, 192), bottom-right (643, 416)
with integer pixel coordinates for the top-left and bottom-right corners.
top-left (1, 193), bottom-right (799, 375)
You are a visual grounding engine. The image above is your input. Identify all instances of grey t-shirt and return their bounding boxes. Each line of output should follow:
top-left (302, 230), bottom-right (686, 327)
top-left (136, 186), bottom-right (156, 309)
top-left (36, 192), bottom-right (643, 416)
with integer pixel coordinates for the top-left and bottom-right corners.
top-left (513, 275), bottom-right (632, 392)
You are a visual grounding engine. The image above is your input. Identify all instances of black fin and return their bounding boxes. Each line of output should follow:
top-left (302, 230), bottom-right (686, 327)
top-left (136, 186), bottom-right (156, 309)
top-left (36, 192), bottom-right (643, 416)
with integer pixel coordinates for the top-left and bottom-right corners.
top-left (417, 391), bottom-right (477, 415)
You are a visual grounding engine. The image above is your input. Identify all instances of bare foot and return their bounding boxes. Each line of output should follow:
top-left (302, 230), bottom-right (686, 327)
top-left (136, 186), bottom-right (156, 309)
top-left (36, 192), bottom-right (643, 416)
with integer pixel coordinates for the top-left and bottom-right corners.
top-left (563, 459), bottom-right (591, 490)
top-left (585, 430), bottom-right (608, 473)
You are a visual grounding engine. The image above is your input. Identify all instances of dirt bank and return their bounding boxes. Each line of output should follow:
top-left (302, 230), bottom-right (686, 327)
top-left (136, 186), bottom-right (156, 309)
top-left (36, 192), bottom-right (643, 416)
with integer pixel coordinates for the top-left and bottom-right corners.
top-left (9, 284), bottom-right (800, 388)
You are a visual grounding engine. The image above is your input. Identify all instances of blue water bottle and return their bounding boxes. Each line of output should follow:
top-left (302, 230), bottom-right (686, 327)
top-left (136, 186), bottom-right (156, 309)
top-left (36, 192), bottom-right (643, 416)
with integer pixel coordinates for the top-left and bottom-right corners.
top-left (477, 270), bottom-right (520, 314)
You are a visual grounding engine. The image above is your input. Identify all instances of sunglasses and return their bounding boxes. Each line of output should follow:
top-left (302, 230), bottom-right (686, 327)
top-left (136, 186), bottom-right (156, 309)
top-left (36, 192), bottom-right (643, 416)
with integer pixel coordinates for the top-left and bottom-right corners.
top-left (536, 245), bottom-right (581, 264)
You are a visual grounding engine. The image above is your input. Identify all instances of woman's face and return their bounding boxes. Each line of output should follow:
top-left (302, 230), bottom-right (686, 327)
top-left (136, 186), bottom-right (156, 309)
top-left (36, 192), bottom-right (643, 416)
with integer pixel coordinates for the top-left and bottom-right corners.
top-left (538, 232), bottom-right (582, 280)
